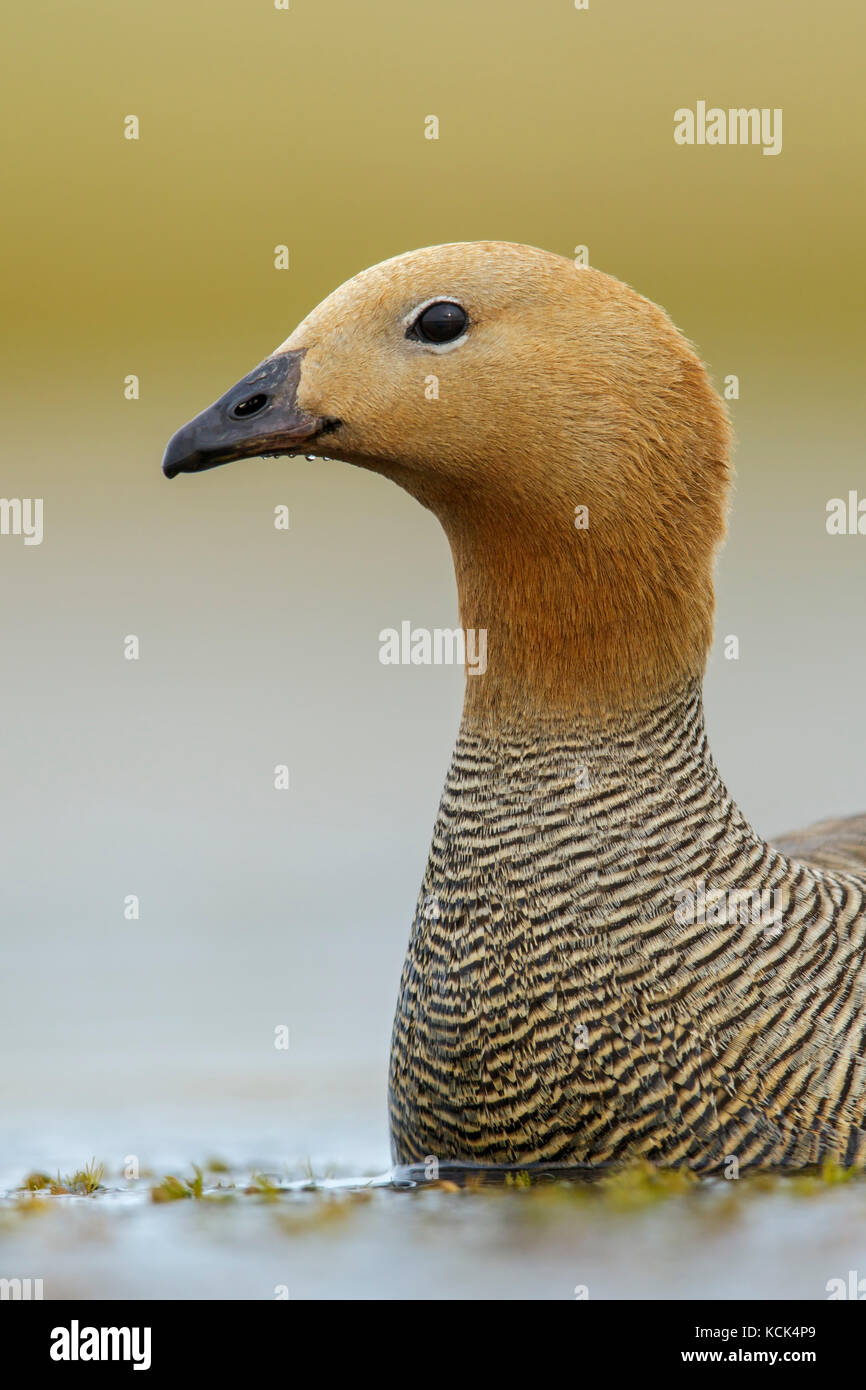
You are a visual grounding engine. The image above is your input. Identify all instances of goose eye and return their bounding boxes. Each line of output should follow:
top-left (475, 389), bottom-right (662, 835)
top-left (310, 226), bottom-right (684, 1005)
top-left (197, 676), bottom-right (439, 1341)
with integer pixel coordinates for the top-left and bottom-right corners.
top-left (408, 301), bottom-right (468, 345)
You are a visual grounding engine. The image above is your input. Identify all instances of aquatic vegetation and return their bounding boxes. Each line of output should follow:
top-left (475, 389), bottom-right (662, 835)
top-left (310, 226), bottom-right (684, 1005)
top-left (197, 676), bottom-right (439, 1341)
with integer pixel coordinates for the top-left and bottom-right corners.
top-left (6, 1154), bottom-right (864, 1229)
top-left (21, 1172), bottom-right (52, 1192)
top-left (405, 1159), bottom-right (865, 1227)
top-left (595, 1162), bottom-right (698, 1212)
top-left (150, 1166), bottom-right (205, 1203)
top-left (788, 1159), bottom-right (855, 1196)
top-left (19, 1159), bottom-right (105, 1197)
top-left (273, 1190), bottom-right (372, 1237)
top-left (244, 1173), bottom-right (283, 1200)
top-left (504, 1171), bottom-right (533, 1190)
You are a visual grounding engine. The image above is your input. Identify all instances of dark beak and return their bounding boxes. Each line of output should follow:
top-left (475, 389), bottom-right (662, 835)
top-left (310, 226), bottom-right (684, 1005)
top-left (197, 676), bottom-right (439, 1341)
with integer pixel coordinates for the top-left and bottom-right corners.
top-left (162, 349), bottom-right (331, 479)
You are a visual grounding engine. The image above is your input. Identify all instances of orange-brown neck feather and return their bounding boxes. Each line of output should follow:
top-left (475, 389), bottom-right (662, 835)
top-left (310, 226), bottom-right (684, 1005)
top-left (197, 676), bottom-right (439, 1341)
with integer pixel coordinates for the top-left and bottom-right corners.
top-left (399, 347), bottom-right (731, 727)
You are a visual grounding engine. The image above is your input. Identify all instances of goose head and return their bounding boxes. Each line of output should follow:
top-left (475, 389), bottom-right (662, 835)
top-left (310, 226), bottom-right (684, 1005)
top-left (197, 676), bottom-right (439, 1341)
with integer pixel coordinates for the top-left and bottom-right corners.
top-left (163, 241), bottom-right (731, 723)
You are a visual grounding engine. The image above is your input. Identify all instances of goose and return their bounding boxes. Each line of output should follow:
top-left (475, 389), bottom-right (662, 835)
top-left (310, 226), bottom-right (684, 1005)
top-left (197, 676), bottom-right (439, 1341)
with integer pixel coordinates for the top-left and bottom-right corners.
top-left (163, 241), bottom-right (866, 1172)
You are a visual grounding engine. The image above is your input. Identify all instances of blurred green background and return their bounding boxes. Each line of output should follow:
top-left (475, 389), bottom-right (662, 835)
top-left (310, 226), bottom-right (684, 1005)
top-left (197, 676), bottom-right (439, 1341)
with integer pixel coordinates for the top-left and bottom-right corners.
top-left (1, 0), bottom-right (864, 1196)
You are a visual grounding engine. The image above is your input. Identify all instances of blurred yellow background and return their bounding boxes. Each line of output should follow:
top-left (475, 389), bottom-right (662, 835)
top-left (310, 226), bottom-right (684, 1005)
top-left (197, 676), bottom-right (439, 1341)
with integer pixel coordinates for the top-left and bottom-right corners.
top-left (1, 0), bottom-right (864, 1182)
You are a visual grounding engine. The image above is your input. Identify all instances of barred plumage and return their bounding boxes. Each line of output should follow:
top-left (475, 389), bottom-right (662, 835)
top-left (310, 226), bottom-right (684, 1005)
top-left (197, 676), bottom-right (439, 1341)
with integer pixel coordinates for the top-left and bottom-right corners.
top-left (389, 682), bottom-right (866, 1171)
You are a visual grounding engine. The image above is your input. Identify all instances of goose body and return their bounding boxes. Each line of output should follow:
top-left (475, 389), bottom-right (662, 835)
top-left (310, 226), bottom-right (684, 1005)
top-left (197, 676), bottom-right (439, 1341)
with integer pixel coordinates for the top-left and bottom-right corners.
top-left (164, 241), bottom-right (866, 1171)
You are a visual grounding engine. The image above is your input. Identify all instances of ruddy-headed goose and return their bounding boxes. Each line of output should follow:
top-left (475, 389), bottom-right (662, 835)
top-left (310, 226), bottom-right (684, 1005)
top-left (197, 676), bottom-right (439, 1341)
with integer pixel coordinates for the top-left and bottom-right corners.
top-left (164, 242), bottom-right (866, 1172)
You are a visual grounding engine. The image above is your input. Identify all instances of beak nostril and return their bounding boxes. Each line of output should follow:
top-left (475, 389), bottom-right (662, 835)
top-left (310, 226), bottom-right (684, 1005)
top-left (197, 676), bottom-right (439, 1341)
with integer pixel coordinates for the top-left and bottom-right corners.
top-left (231, 393), bottom-right (269, 420)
